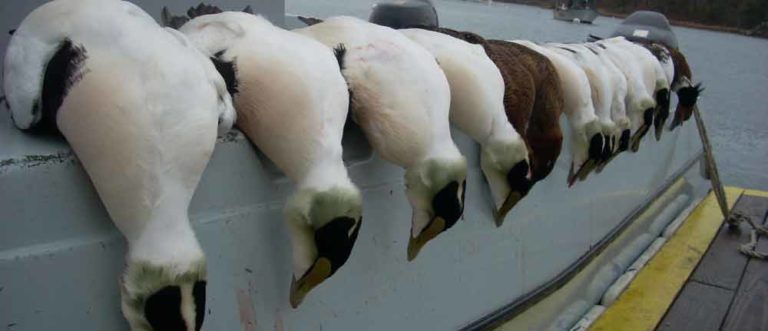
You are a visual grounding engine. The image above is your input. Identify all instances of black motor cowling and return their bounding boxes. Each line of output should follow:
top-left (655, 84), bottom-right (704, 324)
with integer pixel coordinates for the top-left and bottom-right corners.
top-left (369, 0), bottom-right (438, 29)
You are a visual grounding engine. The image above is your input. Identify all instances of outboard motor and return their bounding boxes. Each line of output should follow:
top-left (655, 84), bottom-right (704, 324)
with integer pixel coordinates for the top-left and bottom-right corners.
top-left (369, 0), bottom-right (438, 29)
top-left (610, 11), bottom-right (679, 49)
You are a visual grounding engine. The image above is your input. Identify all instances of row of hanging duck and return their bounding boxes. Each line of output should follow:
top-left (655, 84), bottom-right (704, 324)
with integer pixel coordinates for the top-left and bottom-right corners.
top-left (3, 1), bottom-right (703, 330)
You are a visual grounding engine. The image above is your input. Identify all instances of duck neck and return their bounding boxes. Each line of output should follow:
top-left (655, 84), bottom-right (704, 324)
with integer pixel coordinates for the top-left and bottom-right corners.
top-left (298, 158), bottom-right (353, 192)
top-left (126, 200), bottom-right (205, 271)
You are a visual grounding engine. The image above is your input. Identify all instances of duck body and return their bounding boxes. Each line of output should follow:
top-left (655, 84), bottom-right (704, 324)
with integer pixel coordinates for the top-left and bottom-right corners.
top-left (592, 38), bottom-right (656, 151)
top-left (545, 43), bottom-right (619, 161)
top-left (511, 40), bottom-right (602, 186)
top-left (178, 12), bottom-right (363, 308)
top-left (486, 40), bottom-right (564, 183)
top-left (400, 28), bottom-right (531, 225)
top-left (294, 16), bottom-right (467, 261)
top-left (583, 43), bottom-right (631, 157)
top-left (4, 0), bottom-right (235, 329)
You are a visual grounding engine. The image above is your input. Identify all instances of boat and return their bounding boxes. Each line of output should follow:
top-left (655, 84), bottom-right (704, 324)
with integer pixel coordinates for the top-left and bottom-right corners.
top-left (0, 1), bottom-right (750, 330)
top-left (553, 0), bottom-right (599, 24)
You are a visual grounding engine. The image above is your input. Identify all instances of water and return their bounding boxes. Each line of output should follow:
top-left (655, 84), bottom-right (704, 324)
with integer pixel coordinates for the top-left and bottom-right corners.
top-left (287, 0), bottom-right (768, 190)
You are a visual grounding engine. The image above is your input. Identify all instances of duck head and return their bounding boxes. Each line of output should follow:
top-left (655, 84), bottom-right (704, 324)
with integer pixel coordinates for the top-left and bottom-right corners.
top-left (405, 157), bottom-right (468, 261)
top-left (284, 186), bottom-right (363, 308)
top-left (671, 82), bottom-right (703, 129)
top-left (121, 261), bottom-right (208, 331)
top-left (568, 120), bottom-right (603, 186)
top-left (480, 138), bottom-right (532, 226)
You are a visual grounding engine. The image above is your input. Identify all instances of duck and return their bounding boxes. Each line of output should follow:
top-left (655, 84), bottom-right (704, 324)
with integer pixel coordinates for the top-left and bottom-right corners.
top-left (511, 40), bottom-right (603, 186)
top-left (485, 39), bottom-right (564, 185)
top-left (619, 39), bottom-right (671, 144)
top-left (595, 37), bottom-right (668, 151)
top-left (294, 16), bottom-right (468, 261)
top-left (399, 28), bottom-right (532, 226)
top-left (591, 38), bottom-right (657, 152)
top-left (545, 43), bottom-right (620, 165)
top-left (412, 27), bottom-right (564, 191)
top-left (633, 41), bottom-right (675, 139)
top-left (3, 0), bottom-right (235, 330)
top-left (619, 38), bottom-right (701, 135)
top-left (168, 7), bottom-right (364, 308)
top-left (581, 42), bottom-right (631, 172)
top-left (667, 47), bottom-right (702, 129)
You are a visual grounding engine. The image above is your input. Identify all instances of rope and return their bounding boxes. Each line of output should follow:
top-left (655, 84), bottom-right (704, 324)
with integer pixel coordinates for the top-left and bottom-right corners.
top-left (728, 211), bottom-right (768, 260)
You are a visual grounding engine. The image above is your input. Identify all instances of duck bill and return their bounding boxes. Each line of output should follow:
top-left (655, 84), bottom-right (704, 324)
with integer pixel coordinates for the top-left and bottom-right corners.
top-left (495, 191), bottom-right (524, 227)
top-left (631, 108), bottom-right (655, 152)
top-left (407, 217), bottom-right (446, 261)
top-left (568, 158), bottom-right (597, 187)
top-left (289, 257), bottom-right (333, 308)
top-left (630, 126), bottom-right (649, 152)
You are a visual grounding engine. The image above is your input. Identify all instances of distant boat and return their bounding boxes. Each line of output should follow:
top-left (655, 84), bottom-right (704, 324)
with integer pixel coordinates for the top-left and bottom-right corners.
top-left (553, 0), bottom-right (599, 24)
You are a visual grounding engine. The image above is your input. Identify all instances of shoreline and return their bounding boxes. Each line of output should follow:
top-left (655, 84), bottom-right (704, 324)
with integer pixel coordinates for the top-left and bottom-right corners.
top-left (485, 0), bottom-right (768, 39)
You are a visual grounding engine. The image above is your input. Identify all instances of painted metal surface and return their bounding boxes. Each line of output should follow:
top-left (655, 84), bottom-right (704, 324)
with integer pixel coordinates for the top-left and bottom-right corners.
top-left (0, 1), bottom-right (708, 330)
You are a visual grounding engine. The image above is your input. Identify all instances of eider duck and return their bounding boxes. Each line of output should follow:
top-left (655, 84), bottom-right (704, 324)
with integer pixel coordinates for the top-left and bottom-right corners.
top-left (400, 28), bottom-right (532, 226)
top-left (294, 17), bottom-right (468, 261)
top-left (633, 40), bottom-right (675, 139)
top-left (171, 8), bottom-right (364, 308)
top-left (591, 38), bottom-right (657, 152)
top-left (412, 27), bottom-right (564, 189)
top-left (584, 43), bottom-right (631, 153)
top-left (4, 0), bottom-right (235, 329)
top-left (595, 37), bottom-right (667, 151)
top-left (485, 39), bottom-right (564, 184)
top-left (667, 47), bottom-right (702, 129)
top-left (545, 43), bottom-right (620, 164)
top-left (512, 40), bottom-right (603, 186)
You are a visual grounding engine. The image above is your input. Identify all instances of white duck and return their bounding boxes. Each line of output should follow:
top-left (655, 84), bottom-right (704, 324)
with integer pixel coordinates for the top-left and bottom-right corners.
top-left (635, 41), bottom-right (675, 139)
top-left (295, 16), bottom-right (468, 261)
top-left (4, 0), bottom-right (235, 330)
top-left (597, 37), bottom-right (668, 150)
top-left (545, 43), bottom-right (619, 164)
top-left (172, 9), bottom-right (363, 308)
top-left (512, 40), bottom-right (603, 186)
top-left (400, 28), bottom-right (530, 225)
top-left (591, 38), bottom-right (657, 152)
top-left (581, 42), bottom-right (631, 164)
top-left (620, 39), bottom-right (671, 143)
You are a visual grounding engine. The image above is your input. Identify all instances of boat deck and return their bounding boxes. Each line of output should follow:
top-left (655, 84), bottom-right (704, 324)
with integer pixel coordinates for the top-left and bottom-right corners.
top-left (658, 190), bottom-right (768, 331)
top-left (589, 188), bottom-right (768, 331)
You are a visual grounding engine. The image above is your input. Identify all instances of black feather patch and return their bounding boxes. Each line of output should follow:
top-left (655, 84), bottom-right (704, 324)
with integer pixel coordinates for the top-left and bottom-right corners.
top-left (298, 16), bottom-right (324, 26)
top-left (210, 51), bottom-right (238, 96)
top-left (556, 46), bottom-right (577, 54)
top-left (8, 29), bottom-right (16, 35)
top-left (144, 286), bottom-right (186, 331)
top-left (333, 43), bottom-right (347, 71)
top-left (313, 216), bottom-right (362, 274)
top-left (34, 39), bottom-right (88, 133)
top-left (432, 181), bottom-right (463, 230)
top-left (193, 281), bottom-right (207, 331)
top-left (677, 82), bottom-right (703, 108)
top-left (187, 3), bottom-right (222, 19)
